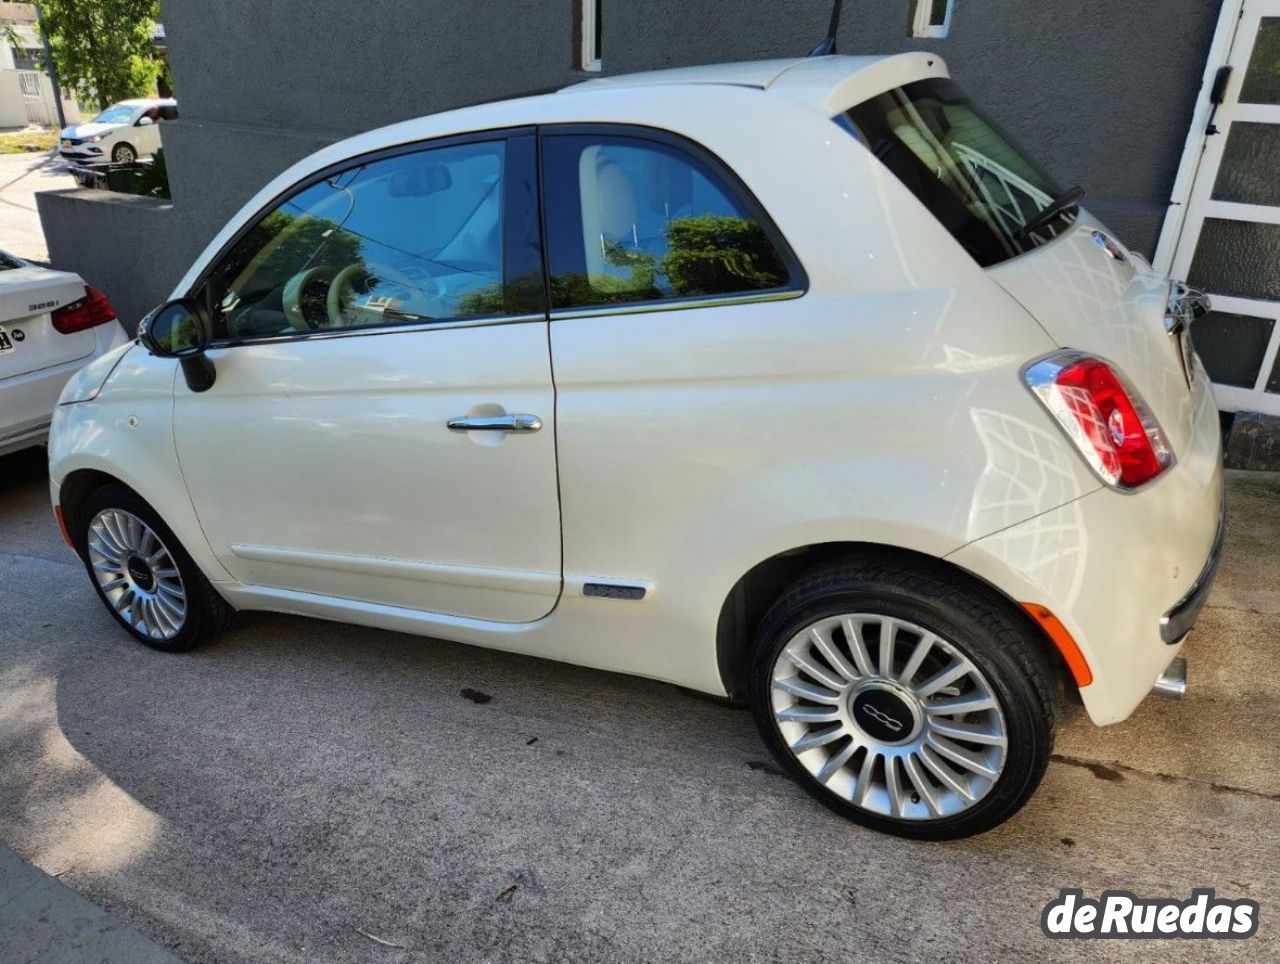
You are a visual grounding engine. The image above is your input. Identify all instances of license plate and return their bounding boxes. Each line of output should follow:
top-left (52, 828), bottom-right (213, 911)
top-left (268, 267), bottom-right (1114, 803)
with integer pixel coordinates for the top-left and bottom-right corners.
top-left (61, 139), bottom-right (72, 148)
top-left (0, 326), bottom-right (13, 355)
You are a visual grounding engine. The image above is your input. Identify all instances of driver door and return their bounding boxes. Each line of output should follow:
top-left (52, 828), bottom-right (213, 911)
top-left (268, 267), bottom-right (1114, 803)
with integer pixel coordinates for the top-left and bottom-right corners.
top-left (134, 112), bottom-right (162, 155)
top-left (172, 131), bottom-right (561, 622)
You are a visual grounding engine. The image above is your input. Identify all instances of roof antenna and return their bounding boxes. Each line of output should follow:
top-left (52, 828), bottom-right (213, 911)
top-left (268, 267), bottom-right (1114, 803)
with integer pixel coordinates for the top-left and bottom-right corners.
top-left (808, 0), bottom-right (844, 57)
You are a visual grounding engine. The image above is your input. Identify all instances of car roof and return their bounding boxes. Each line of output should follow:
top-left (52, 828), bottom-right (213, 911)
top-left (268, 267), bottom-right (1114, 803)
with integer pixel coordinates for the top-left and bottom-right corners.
top-left (564, 58), bottom-right (812, 91)
top-left (114, 98), bottom-right (177, 107)
top-left (562, 53), bottom-right (946, 113)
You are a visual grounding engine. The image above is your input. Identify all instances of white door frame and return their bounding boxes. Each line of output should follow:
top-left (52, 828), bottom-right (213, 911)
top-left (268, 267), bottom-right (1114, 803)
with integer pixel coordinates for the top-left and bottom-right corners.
top-left (1155, 0), bottom-right (1280, 416)
top-left (1154, 0), bottom-right (1249, 274)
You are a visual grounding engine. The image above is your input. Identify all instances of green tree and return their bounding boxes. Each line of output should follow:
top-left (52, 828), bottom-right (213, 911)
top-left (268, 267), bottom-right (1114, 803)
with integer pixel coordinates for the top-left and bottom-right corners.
top-left (0, 20), bottom-right (21, 55)
top-left (661, 215), bottom-right (787, 295)
top-left (38, 0), bottom-right (162, 110)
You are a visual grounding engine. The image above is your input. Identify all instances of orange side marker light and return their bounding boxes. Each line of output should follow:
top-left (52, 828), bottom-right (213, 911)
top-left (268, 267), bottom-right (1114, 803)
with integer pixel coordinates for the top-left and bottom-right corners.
top-left (54, 504), bottom-right (75, 550)
top-left (1021, 602), bottom-right (1093, 687)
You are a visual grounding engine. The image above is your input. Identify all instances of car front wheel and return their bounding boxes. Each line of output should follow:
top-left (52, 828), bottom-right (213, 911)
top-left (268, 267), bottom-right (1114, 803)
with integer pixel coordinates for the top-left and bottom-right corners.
top-left (79, 483), bottom-right (232, 651)
top-left (111, 142), bottom-right (136, 164)
top-left (749, 560), bottom-right (1059, 839)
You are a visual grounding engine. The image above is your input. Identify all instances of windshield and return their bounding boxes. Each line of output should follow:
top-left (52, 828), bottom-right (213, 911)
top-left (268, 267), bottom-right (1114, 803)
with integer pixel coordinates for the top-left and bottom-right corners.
top-left (841, 78), bottom-right (1077, 266)
top-left (93, 104), bottom-right (136, 125)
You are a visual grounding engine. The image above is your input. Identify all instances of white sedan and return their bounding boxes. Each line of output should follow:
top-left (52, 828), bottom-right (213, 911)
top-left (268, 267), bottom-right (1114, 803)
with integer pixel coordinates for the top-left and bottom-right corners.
top-left (48, 52), bottom-right (1223, 839)
top-left (57, 98), bottom-right (176, 166)
top-left (0, 250), bottom-right (126, 458)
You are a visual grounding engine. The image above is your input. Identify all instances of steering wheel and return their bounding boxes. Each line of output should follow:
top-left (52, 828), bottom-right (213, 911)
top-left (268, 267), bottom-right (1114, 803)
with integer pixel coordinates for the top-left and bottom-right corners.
top-left (281, 265), bottom-right (337, 331)
top-left (283, 262), bottom-right (448, 331)
top-left (330, 262), bottom-right (449, 327)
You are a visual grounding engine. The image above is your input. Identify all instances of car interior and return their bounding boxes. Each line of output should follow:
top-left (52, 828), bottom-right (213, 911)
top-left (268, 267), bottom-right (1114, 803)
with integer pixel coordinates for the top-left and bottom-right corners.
top-left (577, 142), bottom-right (742, 297)
top-left (213, 143), bottom-right (506, 339)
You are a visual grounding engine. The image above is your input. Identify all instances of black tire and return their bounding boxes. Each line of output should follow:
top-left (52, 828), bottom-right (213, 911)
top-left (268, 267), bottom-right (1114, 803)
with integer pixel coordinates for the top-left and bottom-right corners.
top-left (748, 559), bottom-right (1058, 840)
top-left (78, 483), bottom-right (233, 652)
top-left (111, 142), bottom-right (136, 164)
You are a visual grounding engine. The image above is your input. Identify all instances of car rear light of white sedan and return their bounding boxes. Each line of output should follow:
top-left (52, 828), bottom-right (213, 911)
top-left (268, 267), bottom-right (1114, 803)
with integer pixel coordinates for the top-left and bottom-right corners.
top-left (51, 285), bottom-right (117, 334)
top-left (1024, 350), bottom-right (1175, 490)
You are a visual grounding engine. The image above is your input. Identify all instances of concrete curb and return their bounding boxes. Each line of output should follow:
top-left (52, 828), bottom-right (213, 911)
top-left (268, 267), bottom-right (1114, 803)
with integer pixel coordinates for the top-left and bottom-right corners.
top-left (0, 845), bottom-right (183, 964)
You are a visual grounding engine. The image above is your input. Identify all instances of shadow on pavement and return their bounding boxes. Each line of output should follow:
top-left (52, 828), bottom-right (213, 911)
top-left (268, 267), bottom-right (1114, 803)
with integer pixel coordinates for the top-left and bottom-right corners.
top-left (0, 448), bottom-right (48, 489)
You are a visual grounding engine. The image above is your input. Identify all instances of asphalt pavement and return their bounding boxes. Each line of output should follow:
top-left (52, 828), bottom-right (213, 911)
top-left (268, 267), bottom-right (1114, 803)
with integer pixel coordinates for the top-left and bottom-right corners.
top-left (0, 150), bottom-right (76, 264)
top-left (1, 445), bottom-right (1277, 963)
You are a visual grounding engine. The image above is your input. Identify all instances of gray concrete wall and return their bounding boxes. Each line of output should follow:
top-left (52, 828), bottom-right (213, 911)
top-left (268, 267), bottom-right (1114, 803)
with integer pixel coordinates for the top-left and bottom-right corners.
top-left (40, 0), bottom-right (1222, 330)
top-left (35, 190), bottom-right (206, 331)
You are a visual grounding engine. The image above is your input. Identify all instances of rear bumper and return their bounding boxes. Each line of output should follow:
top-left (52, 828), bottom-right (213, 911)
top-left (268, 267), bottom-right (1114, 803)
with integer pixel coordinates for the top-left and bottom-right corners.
top-left (1, 359), bottom-right (88, 445)
top-left (0, 418), bottom-right (50, 458)
top-left (949, 367), bottom-right (1225, 726)
top-left (1, 324), bottom-right (127, 457)
top-left (1160, 495), bottom-right (1226, 644)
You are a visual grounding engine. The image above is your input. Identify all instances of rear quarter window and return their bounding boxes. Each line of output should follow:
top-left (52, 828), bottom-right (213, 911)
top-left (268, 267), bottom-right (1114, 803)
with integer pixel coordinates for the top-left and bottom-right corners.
top-left (541, 131), bottom-right (798, 311)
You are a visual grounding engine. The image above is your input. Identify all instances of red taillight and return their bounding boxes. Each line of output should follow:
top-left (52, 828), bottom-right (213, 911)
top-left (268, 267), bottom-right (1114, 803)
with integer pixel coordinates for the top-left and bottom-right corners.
top-left (50, 285), bottom-right (117, 334)
top-left (1025, 351), bottom-right (1174, 489)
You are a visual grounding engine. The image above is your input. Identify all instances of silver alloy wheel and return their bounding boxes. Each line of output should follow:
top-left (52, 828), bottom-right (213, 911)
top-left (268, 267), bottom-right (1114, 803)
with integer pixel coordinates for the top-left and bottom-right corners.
top-left (87, 508), bottom-right (187, 641)
top-left (770, 613), bottom-right (1008, 821)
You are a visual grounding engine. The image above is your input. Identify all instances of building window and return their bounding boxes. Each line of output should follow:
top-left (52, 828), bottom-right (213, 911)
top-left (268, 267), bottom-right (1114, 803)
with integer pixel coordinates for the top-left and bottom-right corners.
top-left (580, 0), bottom-right (602, 72)
top-left (10, 46), bottom-right (41, 71)
top-left (911, 0), bottom-right (954, 38)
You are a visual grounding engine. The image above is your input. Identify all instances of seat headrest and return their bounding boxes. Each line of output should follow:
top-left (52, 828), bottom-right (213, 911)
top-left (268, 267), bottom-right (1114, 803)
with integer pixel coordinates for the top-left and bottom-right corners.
top-left (594, 158), bottom-right (637, 241)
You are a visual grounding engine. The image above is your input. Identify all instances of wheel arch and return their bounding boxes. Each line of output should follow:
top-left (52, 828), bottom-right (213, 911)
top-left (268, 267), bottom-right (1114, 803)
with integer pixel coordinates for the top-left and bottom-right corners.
top-left (714, 540), bottom-right (1075, 703)
top-left (59, 467), bottom-right (131, 559)
top-left (54, 456), bottom-right (229, 583)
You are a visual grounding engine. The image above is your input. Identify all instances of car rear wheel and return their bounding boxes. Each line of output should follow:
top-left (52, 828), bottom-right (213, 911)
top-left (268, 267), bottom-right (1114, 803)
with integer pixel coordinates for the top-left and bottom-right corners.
top-left (111, 142), bottom-right (136, 164)
top-left (79, 483), bottom-right (232, 652)
top-left (748, 560), bottom-right (1058, 839)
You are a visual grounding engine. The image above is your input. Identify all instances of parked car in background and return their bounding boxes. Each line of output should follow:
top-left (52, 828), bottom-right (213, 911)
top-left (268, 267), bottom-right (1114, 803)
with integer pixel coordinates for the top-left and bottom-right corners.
top-left (48, 52), bottom-right (1223, 839)
top-left (0, 250), bottom-right (125, 458)
top-left (58, 98), bottom-right (177, 166)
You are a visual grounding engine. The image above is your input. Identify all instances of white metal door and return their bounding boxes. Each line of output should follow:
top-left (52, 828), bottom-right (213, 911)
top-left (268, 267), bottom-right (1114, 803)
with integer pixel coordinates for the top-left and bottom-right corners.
top-left (136, 118), bottom-right (162, 155)
top-left (1166, 0), bottom-right (1280, 416)
top-left (17, 71), bottom-right (48, 126)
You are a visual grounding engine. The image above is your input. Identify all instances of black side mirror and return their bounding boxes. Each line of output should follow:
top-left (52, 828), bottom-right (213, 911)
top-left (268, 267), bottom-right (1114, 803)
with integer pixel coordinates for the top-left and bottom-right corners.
top-left (138, 298), bottom-right (217, 392)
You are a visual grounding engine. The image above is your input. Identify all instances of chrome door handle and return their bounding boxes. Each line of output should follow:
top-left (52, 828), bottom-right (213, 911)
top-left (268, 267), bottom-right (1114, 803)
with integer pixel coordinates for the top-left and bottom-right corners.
top-left (447, 413), bottom-right (543, 433)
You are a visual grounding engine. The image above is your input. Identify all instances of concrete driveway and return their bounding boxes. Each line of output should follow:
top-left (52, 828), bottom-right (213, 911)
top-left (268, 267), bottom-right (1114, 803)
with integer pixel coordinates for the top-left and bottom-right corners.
top-left (1, 446), bottom-right (1277, 963)
top-left (0, 151), bottom-right (76, 264)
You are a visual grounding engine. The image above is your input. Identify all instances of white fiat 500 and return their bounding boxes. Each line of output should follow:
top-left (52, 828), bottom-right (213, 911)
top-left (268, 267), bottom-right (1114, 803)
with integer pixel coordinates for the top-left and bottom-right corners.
top-left (49, 53), bottom-right (1224, 838)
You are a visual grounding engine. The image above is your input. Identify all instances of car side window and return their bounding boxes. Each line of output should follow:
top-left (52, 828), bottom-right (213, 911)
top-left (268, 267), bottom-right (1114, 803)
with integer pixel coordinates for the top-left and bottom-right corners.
top-left (202, 139), bottom-right (526, 341)
top-left (541, 133), bottom-right (793, 310)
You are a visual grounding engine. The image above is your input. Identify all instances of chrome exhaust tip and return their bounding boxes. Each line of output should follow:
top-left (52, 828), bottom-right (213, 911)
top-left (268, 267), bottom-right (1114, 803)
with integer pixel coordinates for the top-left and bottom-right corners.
top-left (1151, 656), bottom-right (1187, 700)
